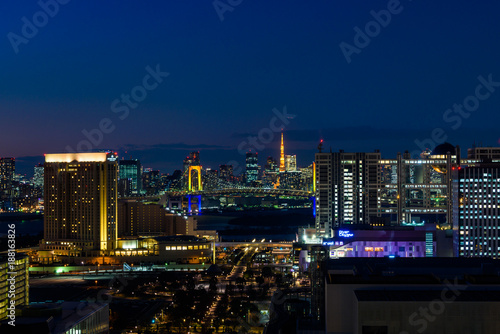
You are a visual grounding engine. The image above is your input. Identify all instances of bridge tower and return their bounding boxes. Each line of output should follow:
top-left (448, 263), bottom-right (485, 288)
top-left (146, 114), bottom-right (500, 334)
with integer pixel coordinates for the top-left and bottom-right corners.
top-left (188, 165), bottom-right (203, 191)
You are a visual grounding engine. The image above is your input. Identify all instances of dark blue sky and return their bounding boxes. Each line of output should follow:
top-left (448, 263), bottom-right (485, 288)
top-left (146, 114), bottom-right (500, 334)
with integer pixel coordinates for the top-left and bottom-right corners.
top-left (2, 1), bottom-right (500, 176)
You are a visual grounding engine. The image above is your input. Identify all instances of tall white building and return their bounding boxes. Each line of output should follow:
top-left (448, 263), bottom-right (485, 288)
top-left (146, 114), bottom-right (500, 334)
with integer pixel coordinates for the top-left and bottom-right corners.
top-left (454, 162), bottom-right (500, 258)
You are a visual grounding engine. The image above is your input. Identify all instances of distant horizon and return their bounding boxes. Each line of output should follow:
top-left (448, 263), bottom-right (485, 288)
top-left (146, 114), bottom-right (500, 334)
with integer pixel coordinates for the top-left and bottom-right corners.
top-left (8, 136), bottom-right (500, 178)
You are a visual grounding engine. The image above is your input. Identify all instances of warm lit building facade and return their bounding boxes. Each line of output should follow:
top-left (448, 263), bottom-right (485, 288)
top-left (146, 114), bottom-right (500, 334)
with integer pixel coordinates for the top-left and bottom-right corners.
top-left (0, 254), bottom-right (29, 321)
top-left (118, 199), bottom-right (188, 237)
top-left (114, 235), bottom-right (212, 264)
top-left (41, 152), bottom-right (118, 256)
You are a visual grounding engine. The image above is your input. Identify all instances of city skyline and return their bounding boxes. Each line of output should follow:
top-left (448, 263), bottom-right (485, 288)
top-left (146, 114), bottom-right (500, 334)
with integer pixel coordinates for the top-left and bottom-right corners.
top-left (3, 1), bottom-right (500, 176)
top-left (5, 2), bottom-right (500, 332)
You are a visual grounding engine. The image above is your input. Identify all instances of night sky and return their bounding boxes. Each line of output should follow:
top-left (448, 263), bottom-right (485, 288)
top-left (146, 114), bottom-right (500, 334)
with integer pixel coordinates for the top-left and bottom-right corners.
top-left (2, 0), bottom-right (500, 176)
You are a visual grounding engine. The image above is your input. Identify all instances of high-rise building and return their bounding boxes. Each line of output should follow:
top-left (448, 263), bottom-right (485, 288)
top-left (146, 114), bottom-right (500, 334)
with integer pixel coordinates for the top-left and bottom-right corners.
top-left (167, 170), bottom-right (183, 191)
top-left (278, 171), bottom-right (302, 189)
top-left (219, 165), bottom-right (234, 183)
top-left (142, 169), bottom-right (161, 195)
top-left (41, 152), bottom-right (118, 256)
top-left (118, 159), bottom-right (142, 196)
top-left (285, 154), bottom-right (297, 172)
top-left (265, 156), bottom-right (278, 173)
top-left (0, 254), bottom-right (29, 321)
top-left (299, 164), bottom-right (314, 192)
top-left (245, 151), bottom-right (259, 185)
top-left (33, 163), bottom-right (44, 189)
top-left (467, 146), bottom-right (500, 160)
top-left (454, 162), bottom-right (500, 258)
top-left (262, 156), bottom-right (279, 188)
top-left (315, 146), bottom-right (333, 237)
top-left (314, 148), bottom-right (383, 236)
top-left (203, 168), bottom-right (219, 190)
top-left (183, 151), bottom-right (201, 170)
top-left (0, 158), bottom-right (15, 200)
top-left (118, 200), bottom-right (187, 237)
top-left (314, 143), bottom-right (462, 238)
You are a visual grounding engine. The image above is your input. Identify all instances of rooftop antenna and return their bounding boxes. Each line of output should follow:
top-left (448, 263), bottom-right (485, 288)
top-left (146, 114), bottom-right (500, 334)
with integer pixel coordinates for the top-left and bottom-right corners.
top-left (317, 139), bottom-right (323, 153)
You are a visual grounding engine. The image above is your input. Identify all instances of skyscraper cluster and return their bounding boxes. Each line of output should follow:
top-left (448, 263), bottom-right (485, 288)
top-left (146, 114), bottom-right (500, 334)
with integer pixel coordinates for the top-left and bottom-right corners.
top-left (314, 143), bottom-right (500, 259)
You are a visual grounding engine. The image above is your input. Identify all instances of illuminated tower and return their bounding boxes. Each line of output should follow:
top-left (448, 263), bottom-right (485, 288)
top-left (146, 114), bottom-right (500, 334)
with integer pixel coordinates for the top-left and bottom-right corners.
top-left (42, 152), bottom-right (118, 256)
top-left (279, 132), bottom-right (285, 172)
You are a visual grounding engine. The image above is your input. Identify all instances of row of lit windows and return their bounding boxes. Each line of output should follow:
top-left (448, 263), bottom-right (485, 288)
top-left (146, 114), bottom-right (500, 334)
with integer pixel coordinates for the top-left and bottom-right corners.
top-left (165, 244), bottom-right (210, 251)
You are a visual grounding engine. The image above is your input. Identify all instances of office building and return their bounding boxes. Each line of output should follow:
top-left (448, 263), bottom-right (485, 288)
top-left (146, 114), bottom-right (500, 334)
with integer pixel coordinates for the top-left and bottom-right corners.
top-left (219, 164), bottom-right (234, 182)
top-left (245, 151), bottom-right (259, 185)
top-left (315, 145), bottom-right (333, 237)
top-left (299, 164), bottom-right (314, 192)
top-left (33, 163), bottom-right (44, 189)
top-left (262, 156), bottom-right (279, 188)
top-left (142, 169), bottom-right (161, 195)
top-left (314, 143), bottom-right (461, 237)
top-left (0, 158), bottom-right (15, 200)
top-left (285, 154), bottom-right (297, 172)
top-left (203, 168), bottom-right (219, 190)
top-left (41, 152), bottom-right (118, 256)
top-left (314, 147), bottom-right (381, 237)
top-left (118, 159), bottom-right (142, 196)
top-left (118, 199), bottom-right (187, 237)
top-left (467, 146), bottom-right (500, 160)
top-left (278, 171), bottom-right (302, 190)
top-left (0, 254), bottom-right (29, 321)
top-left (265, 156), bottom-right (278, 173)
top-left (454, 162), bottom-right (500, 258)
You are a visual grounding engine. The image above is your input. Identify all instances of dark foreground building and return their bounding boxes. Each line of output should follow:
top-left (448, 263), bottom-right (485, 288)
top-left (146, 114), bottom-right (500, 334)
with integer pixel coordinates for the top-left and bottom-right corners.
top-left (324, 257), bottom-right (500, 334)
top-left (0, 301), bottom-right (109, 334)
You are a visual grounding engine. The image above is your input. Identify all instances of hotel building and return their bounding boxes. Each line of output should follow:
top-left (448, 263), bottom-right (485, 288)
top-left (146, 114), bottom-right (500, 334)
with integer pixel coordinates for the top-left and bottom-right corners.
top-left (41, 152), bottom-right (118, 256)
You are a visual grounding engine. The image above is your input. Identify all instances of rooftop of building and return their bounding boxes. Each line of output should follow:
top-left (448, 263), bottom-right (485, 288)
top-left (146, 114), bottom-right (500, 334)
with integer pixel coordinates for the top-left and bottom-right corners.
top-left (151, 235), bottom-right (208, 243)
top-left (326, 257), bottom-right (500, 285)
top-left (0, 301), bottom-right (107, 334)
top-left (0, 252), bottom-right (29, 264)
top-left (355, 289), bottom-right (500, 302)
